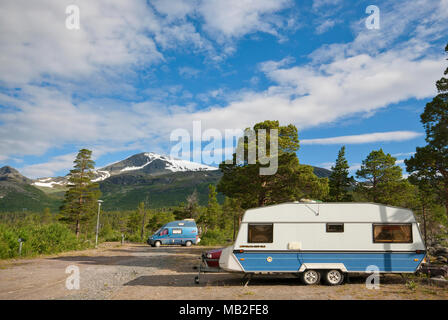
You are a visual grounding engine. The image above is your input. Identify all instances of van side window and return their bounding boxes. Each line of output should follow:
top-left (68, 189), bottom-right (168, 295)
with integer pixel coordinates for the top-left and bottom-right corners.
top-left (160, 229), bottom-right (168, 236)
top-left (326, 223), bottom-right (344, 233)
top-left (172, 229), bottom-right (182, 234)
top-left (248, 224), bottom-right (273, 243)
top-left (373, 224), bottom-right (412, 243)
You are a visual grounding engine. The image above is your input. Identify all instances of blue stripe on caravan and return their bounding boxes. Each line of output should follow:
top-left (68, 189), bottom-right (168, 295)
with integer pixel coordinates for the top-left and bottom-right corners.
top-left (234, 252), bottom-right (425, 273)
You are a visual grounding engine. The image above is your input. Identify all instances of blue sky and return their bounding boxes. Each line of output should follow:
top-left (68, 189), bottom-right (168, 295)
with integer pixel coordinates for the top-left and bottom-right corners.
top-left (0, 0), bottom-right (447, 178)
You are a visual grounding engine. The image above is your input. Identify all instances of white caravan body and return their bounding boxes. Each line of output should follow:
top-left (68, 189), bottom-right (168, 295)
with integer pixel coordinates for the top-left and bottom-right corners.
top-left (219, 203), bottom-right (426, 274)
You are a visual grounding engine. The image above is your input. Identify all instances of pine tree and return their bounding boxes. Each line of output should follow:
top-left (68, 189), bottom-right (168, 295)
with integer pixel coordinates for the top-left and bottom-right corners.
top-left (218, 120), bottom-right (328, 209)
top-left (198, 185), bottom-right (220, 234)
top-left (405, 43), bottom-right (448, 218)
top-left (355, 149), bottom-right (415, 206)
top-left (126, 210), bottom-right (141, 236)
top-left (41, 207), bottom-right (52, 224)
top-left (221, 196), bottom-right (244, 241)
top-left (328, 146), bottom-right (354, 202)
top-left (60, 149), bottom-right (101, 238)
top-left (185, 190), bottom-right (199, 219)
top-left (136, 200), bottom-right (149, 241)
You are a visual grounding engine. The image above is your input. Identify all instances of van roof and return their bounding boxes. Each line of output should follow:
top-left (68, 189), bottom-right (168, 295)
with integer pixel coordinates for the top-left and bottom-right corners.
top-left (164, 220), bottom-right (197, 227)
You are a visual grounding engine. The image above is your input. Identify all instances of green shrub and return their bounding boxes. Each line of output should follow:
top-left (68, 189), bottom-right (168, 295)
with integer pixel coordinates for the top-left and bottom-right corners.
top-left (200, 228), bottom-right (233, 246)
top-left (0, 223), bottom-right (90, 259)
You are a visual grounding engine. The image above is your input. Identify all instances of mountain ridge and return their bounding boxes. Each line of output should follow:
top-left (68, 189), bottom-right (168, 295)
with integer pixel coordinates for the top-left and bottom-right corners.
top-left (0, 152), bottom-right (332, 211)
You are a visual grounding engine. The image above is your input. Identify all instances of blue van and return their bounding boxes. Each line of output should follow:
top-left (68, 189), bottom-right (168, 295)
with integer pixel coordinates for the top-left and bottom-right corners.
top-left (147, 220), bottom-right (200, 247)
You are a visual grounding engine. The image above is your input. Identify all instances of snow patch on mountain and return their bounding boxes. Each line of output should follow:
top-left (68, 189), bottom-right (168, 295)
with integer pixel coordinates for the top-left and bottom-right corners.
top-left (144, 152), bottom-right (217, 172)
top-left (116, 152), bottom-right (217, 173)
top-left (91, 170), bottom-right (111, 182)
top-left (33, 179), bottom-right (66, 188)
top-left (120, 160), bottom-right (153, 172)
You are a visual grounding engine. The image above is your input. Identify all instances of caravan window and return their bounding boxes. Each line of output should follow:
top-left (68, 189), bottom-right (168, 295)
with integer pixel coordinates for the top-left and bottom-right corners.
top-left (326, 223), bottom-right (344, 233)
top-left (373, 224), bottom-right (412, 243)
top-left (248, 224), bottom-right (273, 243)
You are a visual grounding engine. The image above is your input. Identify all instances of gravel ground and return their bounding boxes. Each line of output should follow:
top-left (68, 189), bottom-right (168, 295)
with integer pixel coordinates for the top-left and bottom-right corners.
top-left (0, 243), bottom-right (447, 300)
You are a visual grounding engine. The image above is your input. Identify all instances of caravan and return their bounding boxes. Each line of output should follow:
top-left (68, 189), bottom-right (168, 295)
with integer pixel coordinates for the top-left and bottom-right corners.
top-left (217, 202), bottom-right (426, 285)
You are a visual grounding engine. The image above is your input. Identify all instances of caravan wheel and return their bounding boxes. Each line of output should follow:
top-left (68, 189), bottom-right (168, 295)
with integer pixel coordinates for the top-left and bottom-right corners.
top-left (325, 270), bottom-right (344, 286)
top-left (301, 270), bottom-right (321, 285)
top-left (185, 241), bottom-right (192, 247)
top-left (154, 241), bottom-right (161, 247)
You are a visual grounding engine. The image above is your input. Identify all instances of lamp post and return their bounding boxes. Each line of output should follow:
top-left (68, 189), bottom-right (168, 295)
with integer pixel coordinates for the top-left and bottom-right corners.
top-left (95, 200), bottom-right (103, 248)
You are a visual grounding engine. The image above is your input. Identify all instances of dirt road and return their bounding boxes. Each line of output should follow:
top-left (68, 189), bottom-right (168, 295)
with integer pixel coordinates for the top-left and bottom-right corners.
top-left (0, 243), bottom-right (446, 300)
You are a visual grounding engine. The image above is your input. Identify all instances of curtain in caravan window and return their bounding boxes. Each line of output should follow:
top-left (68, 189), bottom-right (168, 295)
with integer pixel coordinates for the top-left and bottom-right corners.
top-left (373, 224), bottom-right (412, 243)
top-left (248, 224), bottom-right (273, 243)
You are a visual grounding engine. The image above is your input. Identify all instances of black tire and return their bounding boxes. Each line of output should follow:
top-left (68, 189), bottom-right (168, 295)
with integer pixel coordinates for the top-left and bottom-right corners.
top-left (154, 241), bottom-right (161, 247)
top-left (301, 269), bottom-right (321, 285)
top-left (324, 269), bottom-right (344, 286)
top-left (185, 240), bottom-right (192, 247)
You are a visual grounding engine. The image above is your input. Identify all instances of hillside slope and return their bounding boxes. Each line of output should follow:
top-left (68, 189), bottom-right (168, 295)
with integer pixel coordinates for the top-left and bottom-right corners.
top-left (0, 166), bottom-right (61, 212)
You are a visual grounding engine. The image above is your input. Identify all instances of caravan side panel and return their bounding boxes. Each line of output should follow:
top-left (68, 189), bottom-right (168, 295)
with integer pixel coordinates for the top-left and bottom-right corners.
top-left (233, 251), bottom-right (425, 273)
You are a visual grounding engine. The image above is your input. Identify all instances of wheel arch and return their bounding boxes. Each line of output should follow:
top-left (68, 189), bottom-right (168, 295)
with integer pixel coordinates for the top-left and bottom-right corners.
top-left (298, 263), bottom-right (348, 273)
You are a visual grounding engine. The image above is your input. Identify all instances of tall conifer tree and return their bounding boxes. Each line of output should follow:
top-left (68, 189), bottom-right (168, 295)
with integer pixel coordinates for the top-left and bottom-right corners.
top-left (406, 44), bottom-right (448, 218)
top-left (328, 146), bottom-right (354, 202)
top-left (60, 149), bottom-right (101, 238)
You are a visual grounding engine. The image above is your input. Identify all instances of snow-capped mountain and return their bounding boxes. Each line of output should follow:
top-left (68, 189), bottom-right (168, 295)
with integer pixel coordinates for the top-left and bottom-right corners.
top-left (31, 152), bottom-right (218, 188)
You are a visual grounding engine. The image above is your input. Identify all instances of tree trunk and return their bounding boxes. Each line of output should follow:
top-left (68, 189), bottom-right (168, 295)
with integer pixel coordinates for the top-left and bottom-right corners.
top-left (445, 197), bottom-right (448, 221)
top-left (75, 218), bottom-right (80, 239)
top-left (422, 204), bottom-right (427, 246)
top-left (233, 215), bottom-right (237, 241)
top-left (141, 211), bottom-right (146, 241)
top-left (444, 184), bottom-right (448, 220)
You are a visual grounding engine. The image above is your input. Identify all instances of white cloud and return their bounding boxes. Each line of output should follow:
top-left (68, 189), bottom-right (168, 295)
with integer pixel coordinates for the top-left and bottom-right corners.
top-left (4, 42), bottom-right (435, 162)
top-left (392, 152), bottom-right (416, 157)
top-left (0, 0), bottom-right (164, 87)
top-left (312, 0), bottom-right (342, 10)
top-left (349, 163), bottom-right (361, 173)
top-left (0, 0), bottom-right (295, 89)
top-left (20, 153), bottom-right (77, 178)
top-left (151, 0), bottom-right (197, 21)
top-left (310, 0), bottom-right (446, 64)
top-left (168, 46), bottom-right (443, 134)
top-left (197, 0), bottom-right (293, 40)
top-left (315, 19), bottom-right (338, 34)
top-left (319, 162), bottom-right (334, 170)
top-left (301, 131), bottom-right (423, 145)
top-left (179, 66), bottom-right (201, 78)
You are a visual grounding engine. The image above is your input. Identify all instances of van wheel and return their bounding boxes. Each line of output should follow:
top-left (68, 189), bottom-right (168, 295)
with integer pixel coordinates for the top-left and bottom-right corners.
top-left (301, 270), bottom-right (321, 285)
top-left (185, 241), bottom-right (192, 247)
top-left (154, 241), bottom-right (161, 247)
top-left (325, 270), bottom-right (344, 286)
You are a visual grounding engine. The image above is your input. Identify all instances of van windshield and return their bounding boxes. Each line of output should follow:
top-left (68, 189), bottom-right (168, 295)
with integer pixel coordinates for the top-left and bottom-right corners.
top-left (154, 228), bottom-right (161, 236)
